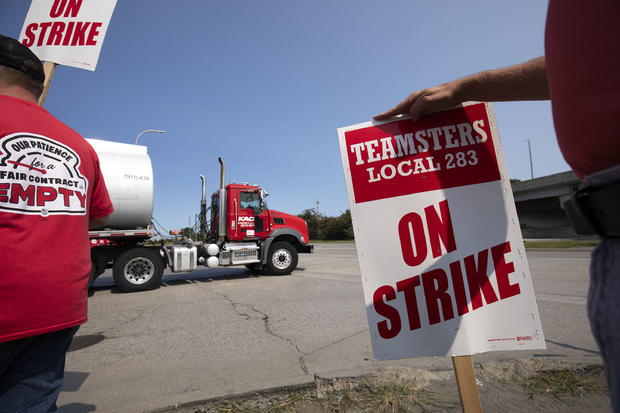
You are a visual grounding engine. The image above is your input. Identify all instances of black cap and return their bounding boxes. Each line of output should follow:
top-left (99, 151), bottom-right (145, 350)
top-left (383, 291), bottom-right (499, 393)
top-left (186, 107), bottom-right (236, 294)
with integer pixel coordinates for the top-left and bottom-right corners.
top-left (0, 34), bottom-right (45, 83)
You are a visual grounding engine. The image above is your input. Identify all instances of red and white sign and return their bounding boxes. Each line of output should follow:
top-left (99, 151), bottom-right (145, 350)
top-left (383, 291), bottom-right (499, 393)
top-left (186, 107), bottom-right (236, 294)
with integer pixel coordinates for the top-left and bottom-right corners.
top-left (338, 102), bottom-right (545, 360)
top-left (19, 0), bottom-right (117, 71)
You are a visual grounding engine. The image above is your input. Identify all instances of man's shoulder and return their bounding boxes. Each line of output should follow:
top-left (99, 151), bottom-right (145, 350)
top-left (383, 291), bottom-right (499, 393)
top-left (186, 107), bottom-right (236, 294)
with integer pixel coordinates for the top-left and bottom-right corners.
top-left (0, 97), bottom-right (98, 169)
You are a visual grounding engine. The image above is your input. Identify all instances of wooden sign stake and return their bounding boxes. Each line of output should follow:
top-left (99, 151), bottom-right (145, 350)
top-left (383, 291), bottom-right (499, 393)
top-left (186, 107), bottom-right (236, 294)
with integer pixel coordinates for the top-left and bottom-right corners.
top-left (38, 61), bottom-right (57, 106)
top-left (452, 355), bottom-right (482, 412)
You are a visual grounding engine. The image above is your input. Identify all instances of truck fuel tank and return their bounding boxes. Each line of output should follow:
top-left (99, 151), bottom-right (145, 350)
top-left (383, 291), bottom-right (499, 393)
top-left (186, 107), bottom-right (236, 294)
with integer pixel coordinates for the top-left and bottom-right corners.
top-left (86, 138), bottom-right (154, 229)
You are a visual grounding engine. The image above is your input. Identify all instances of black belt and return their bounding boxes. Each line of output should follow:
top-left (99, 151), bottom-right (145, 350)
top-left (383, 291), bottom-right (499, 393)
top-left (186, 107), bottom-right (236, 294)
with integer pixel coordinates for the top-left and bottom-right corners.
top-left (564, 164), bottom-right (620, 238)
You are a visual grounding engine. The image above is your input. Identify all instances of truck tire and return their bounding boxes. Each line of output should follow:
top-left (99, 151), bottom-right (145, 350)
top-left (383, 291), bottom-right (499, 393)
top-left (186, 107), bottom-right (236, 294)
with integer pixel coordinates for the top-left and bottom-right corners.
top-left (266, 241), bottom-right (298, 275)
top-left (113, 248), bottom-right (164, 292)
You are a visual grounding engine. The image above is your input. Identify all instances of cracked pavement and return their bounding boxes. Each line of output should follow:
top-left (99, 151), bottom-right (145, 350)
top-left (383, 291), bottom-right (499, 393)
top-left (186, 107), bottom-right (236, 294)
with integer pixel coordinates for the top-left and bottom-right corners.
top-left (57, 245), bottom-right (602, 413)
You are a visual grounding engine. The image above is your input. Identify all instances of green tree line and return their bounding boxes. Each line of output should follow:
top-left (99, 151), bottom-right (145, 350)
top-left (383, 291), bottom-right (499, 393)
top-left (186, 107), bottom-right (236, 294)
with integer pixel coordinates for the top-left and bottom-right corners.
top-left (297, 208), bottom-right (354, 241)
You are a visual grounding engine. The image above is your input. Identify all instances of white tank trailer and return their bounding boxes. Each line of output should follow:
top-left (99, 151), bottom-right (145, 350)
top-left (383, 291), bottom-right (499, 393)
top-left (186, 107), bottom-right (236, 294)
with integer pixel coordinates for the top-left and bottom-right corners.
top-left (87, 138), bottom-right (217, 292)
top-left (86, 139), bottom-right (154, 229)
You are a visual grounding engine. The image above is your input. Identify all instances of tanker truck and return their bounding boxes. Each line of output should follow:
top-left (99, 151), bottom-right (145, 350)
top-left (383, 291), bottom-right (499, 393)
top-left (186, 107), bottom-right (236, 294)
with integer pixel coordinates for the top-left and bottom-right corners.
top-left (87, 139), bottom-right (313, 293)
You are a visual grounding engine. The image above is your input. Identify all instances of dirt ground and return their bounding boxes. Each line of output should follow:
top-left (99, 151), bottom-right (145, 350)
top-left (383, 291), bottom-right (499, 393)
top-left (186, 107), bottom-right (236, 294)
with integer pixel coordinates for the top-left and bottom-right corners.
top-left (153, 359), bottom-right (611, 413)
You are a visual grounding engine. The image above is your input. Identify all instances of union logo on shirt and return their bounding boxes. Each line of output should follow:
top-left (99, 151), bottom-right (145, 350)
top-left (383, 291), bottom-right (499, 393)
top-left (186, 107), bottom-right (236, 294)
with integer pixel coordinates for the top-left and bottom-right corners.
top-left (0, 133), bottom-right (88, 216)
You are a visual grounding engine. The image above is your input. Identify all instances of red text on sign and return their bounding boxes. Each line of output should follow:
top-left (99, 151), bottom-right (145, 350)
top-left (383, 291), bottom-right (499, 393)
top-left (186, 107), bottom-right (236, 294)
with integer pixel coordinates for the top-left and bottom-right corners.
top-left (22, 21), bottom-right (102, 47)
top-left (373, 241), bottom-right (520, 339)
top-left (398, 199), bottom-right (456, 266)
top-left (50, 0), bottom-right (83, 18)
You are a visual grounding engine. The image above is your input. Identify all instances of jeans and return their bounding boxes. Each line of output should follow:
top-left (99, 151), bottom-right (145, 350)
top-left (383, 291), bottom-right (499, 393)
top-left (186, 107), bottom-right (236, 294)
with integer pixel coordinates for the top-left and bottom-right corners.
top-left (0, 326), bottom-right (79, 413)
top-left (589, 238), bottom-right (620, 412)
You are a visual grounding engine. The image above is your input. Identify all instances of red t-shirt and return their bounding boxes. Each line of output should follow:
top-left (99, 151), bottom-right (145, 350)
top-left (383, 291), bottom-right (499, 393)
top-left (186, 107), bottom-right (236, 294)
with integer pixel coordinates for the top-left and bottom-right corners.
top-left (0, 95), bottom-right (113, 343)
top-left (545, 0), bottom-right (620, 179)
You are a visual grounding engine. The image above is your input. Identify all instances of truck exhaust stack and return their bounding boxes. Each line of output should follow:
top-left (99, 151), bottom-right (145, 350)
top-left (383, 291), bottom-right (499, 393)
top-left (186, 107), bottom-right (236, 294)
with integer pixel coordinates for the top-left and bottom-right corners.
top-left (218, 157), bottom-right (226, 243)
top-left (199, 175), bottom-right (207, 240)
top-left (218, 157), bottom-right (225, 190)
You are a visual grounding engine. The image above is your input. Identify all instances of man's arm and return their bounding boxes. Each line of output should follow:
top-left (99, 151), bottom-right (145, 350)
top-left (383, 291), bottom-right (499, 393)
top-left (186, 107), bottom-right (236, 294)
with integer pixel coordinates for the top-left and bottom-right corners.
top-left (374, 56), bottom-right (549, 122)
top-left (89, 215), bottom-right (109, 230)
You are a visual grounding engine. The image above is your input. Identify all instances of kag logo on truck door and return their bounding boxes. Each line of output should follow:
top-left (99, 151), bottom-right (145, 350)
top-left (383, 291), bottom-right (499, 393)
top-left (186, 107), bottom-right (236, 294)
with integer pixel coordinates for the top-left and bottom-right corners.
top-left (238, 216), bottom-right (255, 228)
top-left (0, 133), bottom-right (88, 216)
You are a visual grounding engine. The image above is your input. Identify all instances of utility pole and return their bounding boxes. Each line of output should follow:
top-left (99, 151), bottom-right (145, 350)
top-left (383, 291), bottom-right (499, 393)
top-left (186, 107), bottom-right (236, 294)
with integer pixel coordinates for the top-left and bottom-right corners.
top-left (527, 139), bottom-right (534, 180)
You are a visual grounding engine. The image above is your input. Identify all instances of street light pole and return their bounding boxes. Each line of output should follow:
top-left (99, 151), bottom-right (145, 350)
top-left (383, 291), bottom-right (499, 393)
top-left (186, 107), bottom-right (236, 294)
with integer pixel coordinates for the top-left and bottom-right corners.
top-left (527, 138), bottom-right (534, 180)
top-left (135, 129), bottom-right (166, 145)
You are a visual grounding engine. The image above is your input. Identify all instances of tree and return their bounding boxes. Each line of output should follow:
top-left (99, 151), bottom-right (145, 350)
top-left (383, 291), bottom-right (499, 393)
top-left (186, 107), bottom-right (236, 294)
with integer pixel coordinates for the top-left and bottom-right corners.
top-left (322, 210), bottom-right (354, 240)
top-left (180, 227), bottom-right (196, 240)
top-left (297, 208), bottom-right (353, 241)
top-left (297, 208), bottom-right (323, 240)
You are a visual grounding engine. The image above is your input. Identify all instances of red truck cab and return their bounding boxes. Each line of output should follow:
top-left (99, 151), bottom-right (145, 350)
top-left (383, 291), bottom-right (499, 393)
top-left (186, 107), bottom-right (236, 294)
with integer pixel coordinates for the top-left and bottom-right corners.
top-left (209, 182), bottom-right (313, 274)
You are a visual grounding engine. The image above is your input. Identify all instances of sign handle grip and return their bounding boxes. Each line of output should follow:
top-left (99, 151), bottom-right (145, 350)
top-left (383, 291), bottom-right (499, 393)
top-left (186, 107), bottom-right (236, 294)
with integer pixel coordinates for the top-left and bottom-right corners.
top-left (38, 61), bottom-right (57, 106)
top-left (452, 355), bottom-right (482, 412)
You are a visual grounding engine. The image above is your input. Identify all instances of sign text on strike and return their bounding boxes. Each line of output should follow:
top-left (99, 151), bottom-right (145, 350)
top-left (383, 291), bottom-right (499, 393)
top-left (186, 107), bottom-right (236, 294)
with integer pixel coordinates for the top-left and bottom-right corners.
top-left (22, 0), bottom-right (102, 48)
top-left (374, 199), bottom-right (521, 340)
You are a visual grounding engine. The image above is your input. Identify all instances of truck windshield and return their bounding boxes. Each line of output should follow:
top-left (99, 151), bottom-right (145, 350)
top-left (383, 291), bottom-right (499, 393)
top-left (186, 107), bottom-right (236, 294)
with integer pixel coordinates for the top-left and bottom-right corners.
top-left (240, 191), bottom-right (260, 210)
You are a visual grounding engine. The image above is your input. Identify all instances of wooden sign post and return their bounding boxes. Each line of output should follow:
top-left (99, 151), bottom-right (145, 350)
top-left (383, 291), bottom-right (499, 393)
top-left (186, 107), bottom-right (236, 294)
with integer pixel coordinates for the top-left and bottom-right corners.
top-left (37, 61), bottom-right (56, 106)
top-left (452, 355), bottom-right (482, 412)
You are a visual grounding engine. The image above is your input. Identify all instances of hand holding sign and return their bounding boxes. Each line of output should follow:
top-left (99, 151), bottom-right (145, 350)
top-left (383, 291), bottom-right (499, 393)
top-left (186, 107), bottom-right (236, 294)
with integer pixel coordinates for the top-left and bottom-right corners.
top-left (373, 81), bottom-right (462, 122)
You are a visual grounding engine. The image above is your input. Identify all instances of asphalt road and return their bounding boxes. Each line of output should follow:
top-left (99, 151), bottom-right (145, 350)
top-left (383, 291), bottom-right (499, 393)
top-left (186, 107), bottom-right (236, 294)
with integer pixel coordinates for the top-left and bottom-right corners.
top-left (57, 244), bottom-right (601, 413)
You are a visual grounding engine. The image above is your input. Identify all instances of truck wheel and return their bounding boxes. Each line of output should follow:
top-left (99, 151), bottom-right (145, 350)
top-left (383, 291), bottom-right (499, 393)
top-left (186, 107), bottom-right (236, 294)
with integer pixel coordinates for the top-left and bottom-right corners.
top-left (266, 241), bottom-right (298, 275)
top-left (113, 248), bottom-right (164, 292)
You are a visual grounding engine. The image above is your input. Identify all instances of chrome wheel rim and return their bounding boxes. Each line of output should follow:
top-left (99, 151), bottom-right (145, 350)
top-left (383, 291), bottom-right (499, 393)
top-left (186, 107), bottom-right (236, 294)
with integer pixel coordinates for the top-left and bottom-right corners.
top-left (124, 257), bottom-right (154, 284)
top-left (272, 249), bottom-right (292, 270)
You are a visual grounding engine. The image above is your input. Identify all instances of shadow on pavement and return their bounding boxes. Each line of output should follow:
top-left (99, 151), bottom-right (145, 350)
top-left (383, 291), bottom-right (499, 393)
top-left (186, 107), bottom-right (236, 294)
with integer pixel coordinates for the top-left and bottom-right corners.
top-left (88, 266), bottom-right (308, 294)
top-left (58, 403), bottom-right (96, 413)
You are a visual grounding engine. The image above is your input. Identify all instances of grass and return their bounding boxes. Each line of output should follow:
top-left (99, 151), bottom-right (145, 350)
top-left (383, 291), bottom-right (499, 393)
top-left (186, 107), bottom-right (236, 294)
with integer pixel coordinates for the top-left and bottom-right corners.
top-left (523, 240), bottom-right (599, 249)
top-left (358, 380), bottom-right (434, 412)
top-left (188, 380), bottom-right (441, 413)
top-left (262, 393), bottom-right (305, 413)
top-left (210, 392), bottom-right (306, 413)
top-left (216, 400), bottom-right (254, 413)
top-left (517, 366), bottom-right (608, 400)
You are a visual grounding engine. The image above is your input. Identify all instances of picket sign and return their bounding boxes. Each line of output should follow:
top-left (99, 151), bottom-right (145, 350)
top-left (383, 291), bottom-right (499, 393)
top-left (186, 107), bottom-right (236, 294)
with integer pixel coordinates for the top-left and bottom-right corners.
top-left (337, 102), bottom-right (545, 411)
top-left (19, 0), bottom-right (117, 105)
top-left (20, 0), bottom-right (117, 71)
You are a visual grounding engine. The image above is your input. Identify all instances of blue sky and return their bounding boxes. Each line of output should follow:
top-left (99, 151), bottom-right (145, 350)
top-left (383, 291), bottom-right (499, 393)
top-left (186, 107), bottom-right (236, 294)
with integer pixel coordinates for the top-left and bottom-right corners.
top-left (1, 1), bottom-right (566, 231)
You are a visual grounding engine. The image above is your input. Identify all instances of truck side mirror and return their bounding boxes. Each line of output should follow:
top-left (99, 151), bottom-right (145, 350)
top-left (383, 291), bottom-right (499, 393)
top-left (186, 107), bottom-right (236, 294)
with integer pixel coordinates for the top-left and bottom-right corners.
top-left (258, 189), bottom-right (269, 213)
